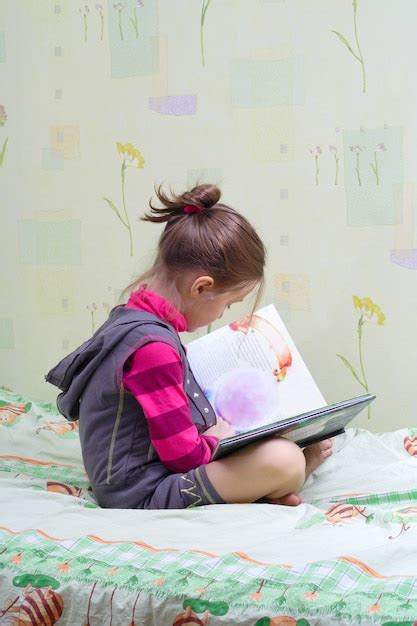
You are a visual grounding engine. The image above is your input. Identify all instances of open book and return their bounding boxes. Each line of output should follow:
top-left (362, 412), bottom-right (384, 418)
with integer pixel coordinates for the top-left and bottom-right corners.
top-left (186, 304), bottom-right (375, 460)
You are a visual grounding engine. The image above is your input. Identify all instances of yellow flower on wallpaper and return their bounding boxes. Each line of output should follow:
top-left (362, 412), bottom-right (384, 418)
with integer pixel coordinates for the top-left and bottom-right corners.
top-left (103, 141), bottom-right (145, 256)
top-left (352, 295), bottom-right (386, 325)
top-left (337, 295), bottom-right (386, 418)
top-left (116, 142), bottom-right (145, 169)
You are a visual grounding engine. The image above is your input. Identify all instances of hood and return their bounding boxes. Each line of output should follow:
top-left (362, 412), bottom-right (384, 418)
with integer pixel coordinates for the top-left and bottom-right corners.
top-left (45, 307), bottom-right (172, 421)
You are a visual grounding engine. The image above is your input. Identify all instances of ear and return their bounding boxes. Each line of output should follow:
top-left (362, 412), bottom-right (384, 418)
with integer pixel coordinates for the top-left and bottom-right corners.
top-left (190, 275), bottom-right (214, 298)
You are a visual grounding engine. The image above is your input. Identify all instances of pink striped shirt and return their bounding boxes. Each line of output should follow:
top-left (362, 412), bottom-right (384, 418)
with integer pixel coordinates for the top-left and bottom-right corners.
top-left (123, 287), bottom-right (218, 472)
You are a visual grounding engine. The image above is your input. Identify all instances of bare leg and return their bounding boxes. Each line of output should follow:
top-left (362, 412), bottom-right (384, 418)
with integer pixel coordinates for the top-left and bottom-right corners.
top-left (303, 439), bottom-right (333, 477)
top-left (264, 439), bottom-right (333, 506)
top-left (205, 438), bottom-right (306, 505)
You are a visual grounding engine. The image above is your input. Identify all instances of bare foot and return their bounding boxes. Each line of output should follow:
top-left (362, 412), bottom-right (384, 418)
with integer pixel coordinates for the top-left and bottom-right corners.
top-left (304, 439), bottom-right (333, 477)
top-left (264, 492), bottom-right (302, 506)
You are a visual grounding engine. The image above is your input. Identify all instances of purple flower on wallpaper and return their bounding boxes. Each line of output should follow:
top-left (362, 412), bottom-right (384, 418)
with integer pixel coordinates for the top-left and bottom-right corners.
top-left (371, 142), bottom-right (387, 185)
top-left (86, 303), bottom-right (97, 333)
top-left (79, 5), bottom-right (90, 43)
top-left (349, 145), bottom-right (364, 154)
top-left (350, 144), bottom-right (365, 186)
top-left (96, 4), bottom-right (104, 41)
top-left (113, 2), bottom-right (125, 40)
top-left (374, 142), bottom-right (386, 153)
top-left (329, 144), bottom-right (340, 186)
top-left (148, 95), bottom-right (198, 116)
top-left (130, 0), bottom-right (144, 38)
top-left (309, 146), bottom-right (322, 186)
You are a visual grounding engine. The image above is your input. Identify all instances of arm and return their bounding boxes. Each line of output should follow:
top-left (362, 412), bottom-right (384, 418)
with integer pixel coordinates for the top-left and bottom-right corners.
top-left (123, 341), bottom-right (219, 473)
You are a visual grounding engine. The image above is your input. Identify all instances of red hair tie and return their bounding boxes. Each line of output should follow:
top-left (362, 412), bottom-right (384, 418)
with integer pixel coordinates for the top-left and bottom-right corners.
top-left (183, 204), bottom-right (204, 214)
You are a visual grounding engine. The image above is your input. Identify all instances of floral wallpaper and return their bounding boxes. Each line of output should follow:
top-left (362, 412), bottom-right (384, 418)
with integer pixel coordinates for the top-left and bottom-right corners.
top-left (1, 0), bottom-right (417, 433)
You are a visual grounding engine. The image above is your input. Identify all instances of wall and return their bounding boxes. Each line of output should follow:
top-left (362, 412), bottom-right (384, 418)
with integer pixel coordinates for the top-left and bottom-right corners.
top-left (1, 0), bottom-right (417, 432)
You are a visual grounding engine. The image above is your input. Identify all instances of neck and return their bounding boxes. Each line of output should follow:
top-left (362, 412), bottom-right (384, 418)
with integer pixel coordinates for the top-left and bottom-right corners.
top-left (146, 276), bottom-right (184, 312)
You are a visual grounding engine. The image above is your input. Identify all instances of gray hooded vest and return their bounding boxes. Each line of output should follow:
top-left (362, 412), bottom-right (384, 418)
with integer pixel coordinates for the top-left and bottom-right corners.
top-left (45, 306), bottom-right (217, 508)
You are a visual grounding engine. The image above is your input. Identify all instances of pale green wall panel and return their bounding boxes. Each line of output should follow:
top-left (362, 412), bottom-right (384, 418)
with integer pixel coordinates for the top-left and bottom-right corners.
top-left (344, 127), bottom-right (403, 226)
top-left (108, 0), bottom-right (159, 78)
top-left (42, 148), bottom-right (64, 171)
top-left (18, 221), bottom-right (82, 266)
top-left (230, 57), bottom-right (304, 108)
top-left (1, 0), bottom-right (417, 434)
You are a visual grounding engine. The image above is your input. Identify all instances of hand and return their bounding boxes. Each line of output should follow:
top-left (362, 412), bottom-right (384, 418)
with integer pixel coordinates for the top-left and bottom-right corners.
top-left (205, 418), bottom-right (235, 440)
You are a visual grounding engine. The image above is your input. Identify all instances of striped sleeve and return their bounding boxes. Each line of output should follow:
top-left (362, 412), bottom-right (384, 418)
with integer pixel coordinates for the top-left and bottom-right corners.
top-left (123, 341), bottom-right (218, 472)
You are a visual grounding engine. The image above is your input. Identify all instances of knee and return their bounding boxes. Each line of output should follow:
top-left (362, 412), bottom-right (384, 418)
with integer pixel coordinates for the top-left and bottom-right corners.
top-left (258, 438), bottom-right (306, 484)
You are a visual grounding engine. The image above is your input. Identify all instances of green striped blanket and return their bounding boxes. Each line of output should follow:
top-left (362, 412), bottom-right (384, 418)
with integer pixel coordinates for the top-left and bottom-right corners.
top-left (0, 388), bottom-right (416, 625)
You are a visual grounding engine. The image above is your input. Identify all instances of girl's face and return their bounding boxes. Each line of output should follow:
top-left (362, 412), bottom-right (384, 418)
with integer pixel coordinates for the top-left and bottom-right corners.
top-left (182, 280), bottom-right (254, 332)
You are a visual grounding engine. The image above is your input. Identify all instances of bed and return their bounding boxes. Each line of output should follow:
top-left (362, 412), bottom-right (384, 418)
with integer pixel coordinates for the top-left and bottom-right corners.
top-left (0, 387), bottom-right (416, 626)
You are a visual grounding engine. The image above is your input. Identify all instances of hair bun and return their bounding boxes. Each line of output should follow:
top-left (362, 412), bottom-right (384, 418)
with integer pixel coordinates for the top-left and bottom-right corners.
top-left (184, 184), bottom-right (221, 209)
top-left (142, 183), bottom-right (222, 224)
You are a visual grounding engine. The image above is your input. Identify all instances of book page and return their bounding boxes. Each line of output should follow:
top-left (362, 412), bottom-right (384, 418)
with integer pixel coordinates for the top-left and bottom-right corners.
top-left (186, 304), bottom-right (326, 433)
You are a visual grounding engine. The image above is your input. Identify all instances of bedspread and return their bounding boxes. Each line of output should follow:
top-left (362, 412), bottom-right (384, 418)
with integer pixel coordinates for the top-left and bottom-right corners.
top-left (0, 388), bottom-right (416, 625)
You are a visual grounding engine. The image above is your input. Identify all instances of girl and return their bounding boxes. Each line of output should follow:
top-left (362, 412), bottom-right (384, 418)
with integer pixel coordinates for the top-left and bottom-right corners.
top-left (46, 184), bottom-right (332, 509)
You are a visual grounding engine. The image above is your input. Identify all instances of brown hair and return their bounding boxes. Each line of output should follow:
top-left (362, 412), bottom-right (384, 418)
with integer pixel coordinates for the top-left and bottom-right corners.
top-left (123, 183), bottom-right (266, 309)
